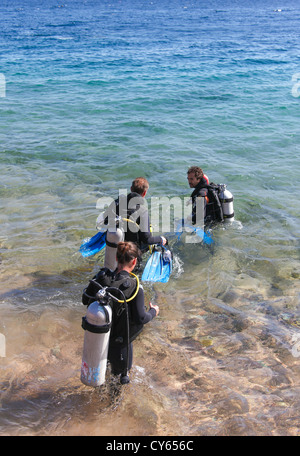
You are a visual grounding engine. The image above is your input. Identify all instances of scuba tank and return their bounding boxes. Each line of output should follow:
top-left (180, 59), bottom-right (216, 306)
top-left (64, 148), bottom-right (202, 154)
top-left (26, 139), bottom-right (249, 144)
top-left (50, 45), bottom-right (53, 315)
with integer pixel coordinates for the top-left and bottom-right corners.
top-left (98, 193), bottom-right (144, 268)
top-left (103, 216), bottom-right (140, 271)
top-left (81, 287), bottom-right (112, 387)
top-left (104, 227), bottom-right (124, 271)
top-left (218, 184), bottom-right (234, 222)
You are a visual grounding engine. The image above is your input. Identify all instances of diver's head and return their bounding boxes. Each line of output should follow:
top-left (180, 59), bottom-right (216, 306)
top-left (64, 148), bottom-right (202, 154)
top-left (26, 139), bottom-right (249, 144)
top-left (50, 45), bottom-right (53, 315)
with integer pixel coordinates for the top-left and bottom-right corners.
top-left (116, 241), bottom-right (141, 272)
top-left (187, 166), bottom-right (204, 188)
top-left (131, 177), bottom-right (149, 197)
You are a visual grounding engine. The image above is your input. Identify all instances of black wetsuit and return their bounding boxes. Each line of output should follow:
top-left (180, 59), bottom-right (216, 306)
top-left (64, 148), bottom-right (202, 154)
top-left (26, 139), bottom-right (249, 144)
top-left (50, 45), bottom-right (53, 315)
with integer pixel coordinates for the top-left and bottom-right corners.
top-left (191, 178), bottom-right (224, 225)
top-left (108, 271), bottom-right (156, 375)
top-left (125, 192), bottom-right (162, 247)
top-left (104, 192), bottom-right (162, 250)
top-left (190, 178), bottom-right (209, 225)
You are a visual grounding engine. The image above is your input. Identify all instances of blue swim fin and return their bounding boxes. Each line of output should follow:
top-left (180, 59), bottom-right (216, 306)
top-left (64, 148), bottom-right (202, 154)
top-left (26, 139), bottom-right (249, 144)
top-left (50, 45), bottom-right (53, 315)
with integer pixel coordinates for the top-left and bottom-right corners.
top-left (175, 219), bottom-right (213, 245)
top-left (194, 227), bottom-right (214, 245)
top-left (79, 231), bottom-right (106, 257)
top-left (142, 246), bottom-right (172, 283)
top-left (160, 246), bottom-right (173, 283)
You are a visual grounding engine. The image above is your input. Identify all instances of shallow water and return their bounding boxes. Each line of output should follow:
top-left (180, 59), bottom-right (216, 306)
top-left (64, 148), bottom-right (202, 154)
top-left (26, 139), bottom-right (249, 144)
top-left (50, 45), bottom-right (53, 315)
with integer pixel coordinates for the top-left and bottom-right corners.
top-left (1, 222), bottom-right (299, 436)
top-left (1, 0), bottom-right (300, 436)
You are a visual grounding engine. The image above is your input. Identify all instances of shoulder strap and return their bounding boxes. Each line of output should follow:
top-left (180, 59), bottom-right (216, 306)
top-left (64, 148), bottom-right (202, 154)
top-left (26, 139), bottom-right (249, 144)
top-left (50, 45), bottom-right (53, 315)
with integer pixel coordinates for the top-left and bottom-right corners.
top-left (205, 184), bottom-right (224, 222)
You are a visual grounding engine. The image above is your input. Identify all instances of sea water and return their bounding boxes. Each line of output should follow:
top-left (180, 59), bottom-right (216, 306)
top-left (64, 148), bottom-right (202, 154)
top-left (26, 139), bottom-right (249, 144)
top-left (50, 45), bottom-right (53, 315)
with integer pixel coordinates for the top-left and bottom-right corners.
top-left (0, 0), bottom-right (299, 436)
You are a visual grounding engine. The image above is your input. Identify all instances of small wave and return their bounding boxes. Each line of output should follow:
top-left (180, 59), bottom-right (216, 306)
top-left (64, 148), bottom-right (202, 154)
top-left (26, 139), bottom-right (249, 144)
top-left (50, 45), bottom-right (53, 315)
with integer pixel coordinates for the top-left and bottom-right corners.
top-left (50, 36), bottom-right (74, 41)
top-left (243, 58), bottom-right (288, 65)
top-left (172, 254), bottom-right (184, 278)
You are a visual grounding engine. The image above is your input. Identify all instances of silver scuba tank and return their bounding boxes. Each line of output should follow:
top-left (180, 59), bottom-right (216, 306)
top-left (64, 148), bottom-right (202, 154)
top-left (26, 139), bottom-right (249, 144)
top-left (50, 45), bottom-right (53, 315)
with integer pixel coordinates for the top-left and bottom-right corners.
top-left (104, 227), bottom-right (124, 271)
top-left (80, 298), bottom-right (112, 387)
top-left (219, 184), bottom-right (234, 222)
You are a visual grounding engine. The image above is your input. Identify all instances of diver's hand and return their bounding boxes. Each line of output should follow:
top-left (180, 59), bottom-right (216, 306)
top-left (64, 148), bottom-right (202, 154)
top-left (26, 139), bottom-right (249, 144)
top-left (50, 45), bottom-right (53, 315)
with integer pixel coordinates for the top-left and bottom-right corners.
top-left (160, 236), bottom-right (167, 245)
top-left (149, 302), bottom-right (159, 316)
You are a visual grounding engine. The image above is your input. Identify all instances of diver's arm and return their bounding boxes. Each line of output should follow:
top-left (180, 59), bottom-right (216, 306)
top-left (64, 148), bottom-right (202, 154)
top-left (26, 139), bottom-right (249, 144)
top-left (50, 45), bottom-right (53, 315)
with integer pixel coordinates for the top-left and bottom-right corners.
top-left (133, 287), bottom-right (157, 324)
top-left (138, 210), bottom-right (166, 245)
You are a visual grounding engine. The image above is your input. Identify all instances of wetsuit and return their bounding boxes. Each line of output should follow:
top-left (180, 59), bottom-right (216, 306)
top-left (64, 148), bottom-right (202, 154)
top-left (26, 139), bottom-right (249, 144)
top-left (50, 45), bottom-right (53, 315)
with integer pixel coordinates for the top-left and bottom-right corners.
top-left (103, 192), bottom-right (163, 250)
top-left (108, 271), bottom-right (156, 375)
top-left (190, 177), bottom-right (209, 225)
top-left (191, 178), bottom-right (224, 225)
top-left (125, 192), bottom-right (162, 248)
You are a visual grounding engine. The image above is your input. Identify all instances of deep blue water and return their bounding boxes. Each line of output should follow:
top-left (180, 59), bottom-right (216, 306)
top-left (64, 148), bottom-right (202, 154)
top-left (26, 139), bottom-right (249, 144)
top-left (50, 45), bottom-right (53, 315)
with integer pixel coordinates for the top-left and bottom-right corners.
top-left (0, 0), bottom-right (300, 436)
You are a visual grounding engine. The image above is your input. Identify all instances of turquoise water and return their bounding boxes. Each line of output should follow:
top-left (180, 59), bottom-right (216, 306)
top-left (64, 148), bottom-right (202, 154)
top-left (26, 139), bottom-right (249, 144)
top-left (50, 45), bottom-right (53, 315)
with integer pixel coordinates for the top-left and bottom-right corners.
top-left (0, 0), bottom-right (300, 436)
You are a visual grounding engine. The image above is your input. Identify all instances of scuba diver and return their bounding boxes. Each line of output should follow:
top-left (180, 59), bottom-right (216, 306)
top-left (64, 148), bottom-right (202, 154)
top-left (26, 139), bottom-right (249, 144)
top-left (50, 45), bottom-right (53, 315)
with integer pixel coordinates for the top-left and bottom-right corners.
top-left (97, 176), bottom-right (169, 271)
top-left (79, 177), bottom-right (167, 263)
top-left (82, 241), bottom-right (159, 384)
top-left (187, 166), bottom-right (234, 225)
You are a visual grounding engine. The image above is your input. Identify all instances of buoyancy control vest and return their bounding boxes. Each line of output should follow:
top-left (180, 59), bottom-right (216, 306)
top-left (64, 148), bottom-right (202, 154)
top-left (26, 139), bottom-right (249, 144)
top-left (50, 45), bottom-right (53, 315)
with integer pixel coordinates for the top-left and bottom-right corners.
top-left (103, 192), bottom-right (146, 245)
top-left (99, 192), bottom-right (144, 271)
top-left (204, 183), bottom-right (225, 224)
top-left (191, 181), bottom-right (234, 225)
top-left (82, 268), bottom-right (138, 348)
